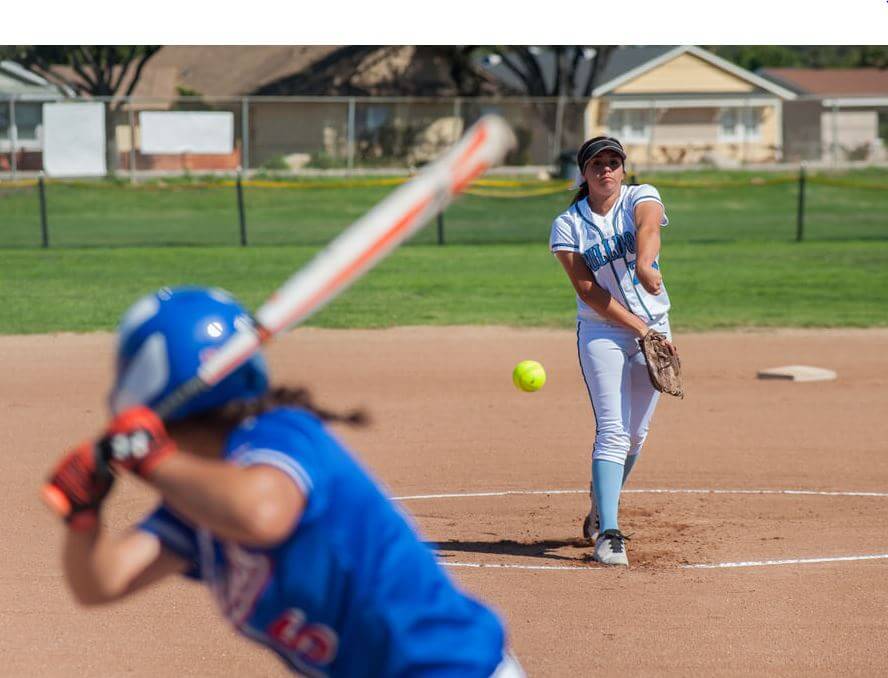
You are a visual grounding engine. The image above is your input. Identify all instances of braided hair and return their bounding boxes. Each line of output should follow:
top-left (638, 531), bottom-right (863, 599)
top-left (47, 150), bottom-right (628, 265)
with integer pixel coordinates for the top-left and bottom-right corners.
top-left (571, 182), bottom-right (591, 206)
top-left (197, 386), bottom-right (369, 429)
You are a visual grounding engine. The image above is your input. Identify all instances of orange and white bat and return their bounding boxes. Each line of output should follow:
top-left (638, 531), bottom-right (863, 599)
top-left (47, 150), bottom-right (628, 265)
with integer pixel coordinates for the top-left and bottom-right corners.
top-left (153, 114), bottom-right (516, 419)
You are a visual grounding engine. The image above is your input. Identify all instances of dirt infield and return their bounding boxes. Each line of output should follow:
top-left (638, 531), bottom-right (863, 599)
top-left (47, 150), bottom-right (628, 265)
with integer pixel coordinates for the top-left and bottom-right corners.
top-left (3, 327), bottom-right (887, 676)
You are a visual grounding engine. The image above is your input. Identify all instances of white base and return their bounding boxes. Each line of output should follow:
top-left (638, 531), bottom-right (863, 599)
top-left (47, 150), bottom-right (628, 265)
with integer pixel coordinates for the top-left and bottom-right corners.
top-left (756, 365), bottom-right (837, 382)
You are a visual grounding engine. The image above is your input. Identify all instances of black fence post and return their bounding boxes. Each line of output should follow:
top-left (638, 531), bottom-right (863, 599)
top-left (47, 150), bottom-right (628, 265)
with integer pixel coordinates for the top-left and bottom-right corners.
top-left (38, 172), bottom-right (49, 248)
top-left (236, 168), bottom-right (248, 246)
top-left (796, 163), bottom-right (806, 243)
top-left (436, 211), bottom-right (445, 246)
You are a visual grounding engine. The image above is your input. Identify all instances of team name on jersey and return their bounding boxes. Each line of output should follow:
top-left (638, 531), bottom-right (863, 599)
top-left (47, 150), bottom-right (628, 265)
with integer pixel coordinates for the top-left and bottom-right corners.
top-left (200, 532), bottom-right (271, 627)
top-left (582, 231), bottom-right (637, 272)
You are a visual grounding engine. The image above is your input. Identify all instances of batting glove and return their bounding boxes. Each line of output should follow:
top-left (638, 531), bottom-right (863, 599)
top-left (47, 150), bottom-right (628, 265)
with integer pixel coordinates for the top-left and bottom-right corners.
top-left (97, 406), bottom-right (177, 478)
top-left (42, 441), bottom-right (115, 531)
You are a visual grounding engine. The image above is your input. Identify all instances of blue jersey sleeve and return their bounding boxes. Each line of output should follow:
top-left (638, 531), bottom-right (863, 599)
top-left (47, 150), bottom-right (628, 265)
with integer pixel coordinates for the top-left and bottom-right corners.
top-left (226, 410), bottom-right (331, 525)
top-left (629, 184), bottom-right (669, 227)
top-left (137, 504), bottom-right (201, 579)
top-left (231, 446), bottom-right (314, 496)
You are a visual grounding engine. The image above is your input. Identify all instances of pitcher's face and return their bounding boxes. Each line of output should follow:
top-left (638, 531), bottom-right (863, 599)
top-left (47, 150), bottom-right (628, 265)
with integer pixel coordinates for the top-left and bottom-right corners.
top-left (583, 150), bottom-right (624, 198)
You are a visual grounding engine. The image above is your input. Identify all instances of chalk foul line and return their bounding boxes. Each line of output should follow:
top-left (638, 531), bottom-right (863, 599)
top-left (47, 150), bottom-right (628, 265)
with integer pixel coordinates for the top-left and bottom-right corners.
top-left (393, 487), bottom-right (888, 501)
top-left (439, 553), bottom-right (888, 572)
top-left (681, 553), bottom-right (888, 570)
top-left (400, 486), bottom-right (888, 572)
top-left (444, 562), bottom-right (596, 571)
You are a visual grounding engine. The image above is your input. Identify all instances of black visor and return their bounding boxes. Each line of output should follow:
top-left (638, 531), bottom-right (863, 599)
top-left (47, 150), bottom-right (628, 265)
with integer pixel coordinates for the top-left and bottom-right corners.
top-left (577, 138), bottom-right (627, 174)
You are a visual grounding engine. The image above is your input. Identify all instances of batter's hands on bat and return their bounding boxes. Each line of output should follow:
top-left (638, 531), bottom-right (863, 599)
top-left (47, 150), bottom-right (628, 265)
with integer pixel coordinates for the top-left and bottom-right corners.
top-left (635, 264), bottom-right (663, 295)
top-left (97, 406), bottom-right (177, 478)
top-left (42, 407), bottom-right (175, 526)
top-left (42, 441), bottom-right (115, 531)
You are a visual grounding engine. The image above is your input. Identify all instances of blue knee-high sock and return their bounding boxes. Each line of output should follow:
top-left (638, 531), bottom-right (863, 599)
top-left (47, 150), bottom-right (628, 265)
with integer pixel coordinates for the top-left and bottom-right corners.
top-left (622, 454), bottom-right (639, 487)
top-left (593, 459), bottom-right (624, 533)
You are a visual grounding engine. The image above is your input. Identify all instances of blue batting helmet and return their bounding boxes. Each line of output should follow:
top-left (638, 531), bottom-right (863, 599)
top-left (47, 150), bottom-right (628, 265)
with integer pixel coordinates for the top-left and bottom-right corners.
top-left (109, 286), bottom-right (269, 421)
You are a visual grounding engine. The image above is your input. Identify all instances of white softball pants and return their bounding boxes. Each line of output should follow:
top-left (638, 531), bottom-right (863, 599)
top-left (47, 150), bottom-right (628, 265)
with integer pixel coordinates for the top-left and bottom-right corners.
top-left (577, 316), bottom-right (671, 467)
top-left (491, 653), bottom-right (525, 677)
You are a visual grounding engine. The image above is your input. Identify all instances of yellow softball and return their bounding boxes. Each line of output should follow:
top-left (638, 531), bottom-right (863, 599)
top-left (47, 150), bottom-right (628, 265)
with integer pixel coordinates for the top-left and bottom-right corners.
top-left (512, 360), bottom-right (546, 392)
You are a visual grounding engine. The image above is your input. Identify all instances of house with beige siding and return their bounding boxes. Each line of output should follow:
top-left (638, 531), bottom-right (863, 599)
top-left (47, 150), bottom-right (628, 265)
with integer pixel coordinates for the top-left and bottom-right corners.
top-left (583, 46), bottom-right (796, 166)
top-left (758, 68), bottom-right (888, 162)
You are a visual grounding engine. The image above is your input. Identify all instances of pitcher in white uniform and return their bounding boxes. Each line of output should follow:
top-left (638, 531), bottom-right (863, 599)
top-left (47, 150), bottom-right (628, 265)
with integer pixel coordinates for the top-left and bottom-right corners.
top-left (549, 136), bottom-right (677, 567)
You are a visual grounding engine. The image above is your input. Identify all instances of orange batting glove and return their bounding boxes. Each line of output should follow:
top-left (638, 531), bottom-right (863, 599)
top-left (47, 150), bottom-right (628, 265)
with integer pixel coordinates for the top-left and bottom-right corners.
top-left (42, 441), bottom-right (115, 531)
top-left (97, 406), bottom-right (177, 478)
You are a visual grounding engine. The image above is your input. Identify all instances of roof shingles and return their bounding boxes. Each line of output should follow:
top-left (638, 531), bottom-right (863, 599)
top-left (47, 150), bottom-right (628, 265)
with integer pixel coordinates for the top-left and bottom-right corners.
top-left (759, 68), bottom-right (888, 97)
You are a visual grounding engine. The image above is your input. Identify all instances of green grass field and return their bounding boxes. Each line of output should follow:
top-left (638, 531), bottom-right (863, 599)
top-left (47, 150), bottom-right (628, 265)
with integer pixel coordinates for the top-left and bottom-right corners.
top-left (2, 170), bottom-right (886, 334)
top-left (2, 169), bottom-right (887, 248)
top-left (4, 240), bottom-right (888, 334)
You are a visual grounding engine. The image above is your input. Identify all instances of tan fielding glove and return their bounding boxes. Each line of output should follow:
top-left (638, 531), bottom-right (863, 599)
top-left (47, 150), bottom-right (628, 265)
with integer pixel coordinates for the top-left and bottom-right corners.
top-left (640, 330), bottom-right (684, 398)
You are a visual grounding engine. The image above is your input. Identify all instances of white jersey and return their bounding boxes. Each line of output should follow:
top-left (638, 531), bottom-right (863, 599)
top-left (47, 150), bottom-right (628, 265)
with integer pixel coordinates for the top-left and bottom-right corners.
top-left (549, 184), bottom-right (670, 325)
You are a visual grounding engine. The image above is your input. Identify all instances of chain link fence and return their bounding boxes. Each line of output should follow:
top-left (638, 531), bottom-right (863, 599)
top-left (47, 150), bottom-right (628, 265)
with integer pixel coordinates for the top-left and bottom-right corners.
top-left (0, 96), bottom-right (573, 177)
top-left (2, 94), bottom-right (886, 179)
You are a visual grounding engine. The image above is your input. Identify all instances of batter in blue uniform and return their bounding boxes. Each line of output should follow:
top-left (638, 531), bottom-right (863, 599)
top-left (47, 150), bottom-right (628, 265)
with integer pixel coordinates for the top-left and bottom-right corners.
top-left (44, 286), bottom-right (523, 677)
top-left (549, 137), bottom-right (677, 567)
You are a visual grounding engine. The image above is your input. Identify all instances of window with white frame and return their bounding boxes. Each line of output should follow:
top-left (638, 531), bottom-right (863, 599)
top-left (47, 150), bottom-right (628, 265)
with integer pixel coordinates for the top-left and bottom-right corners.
top-left (718, 107), bottom-right (760, 142)
top-left (0, 102), bottom-right (43, 147)
top-left (607, 109), bottom-right (651, 143)
top-left (15, 103), bottom-right (43, 141)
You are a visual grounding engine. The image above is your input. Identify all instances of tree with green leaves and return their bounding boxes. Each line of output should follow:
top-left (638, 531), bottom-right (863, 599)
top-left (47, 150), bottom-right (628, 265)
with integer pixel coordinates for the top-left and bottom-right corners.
top-left (707, 45), bottom-right (888, 71)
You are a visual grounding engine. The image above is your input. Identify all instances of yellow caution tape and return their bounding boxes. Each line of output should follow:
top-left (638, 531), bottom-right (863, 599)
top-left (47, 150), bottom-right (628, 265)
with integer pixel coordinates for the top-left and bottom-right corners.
top-left (806, 176), bottom-right (888, 191)
top-left (464, 184), bottom-right (574, 198)
top-left (2, 174), bottom-right (886, 193)
top-left (227, 177), bottom-right (407, 190)
top-left (0, 180), bottom-right (39, 188)
top-left (634, 176), bottom-right (799, 189)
